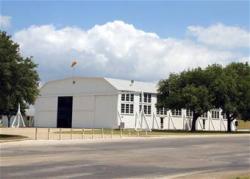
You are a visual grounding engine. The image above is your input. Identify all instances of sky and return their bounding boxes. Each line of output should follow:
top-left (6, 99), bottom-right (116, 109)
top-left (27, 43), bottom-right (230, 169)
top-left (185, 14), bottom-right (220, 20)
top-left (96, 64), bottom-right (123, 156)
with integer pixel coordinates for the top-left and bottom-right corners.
top-left (0, 0), bottom-right (250, 82)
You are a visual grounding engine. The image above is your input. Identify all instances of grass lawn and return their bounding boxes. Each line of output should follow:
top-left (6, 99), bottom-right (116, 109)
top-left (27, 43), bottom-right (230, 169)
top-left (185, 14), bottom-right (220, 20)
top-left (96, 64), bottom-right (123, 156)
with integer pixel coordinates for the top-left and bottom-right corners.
top-left (237, 120), bottom-right (250, 129)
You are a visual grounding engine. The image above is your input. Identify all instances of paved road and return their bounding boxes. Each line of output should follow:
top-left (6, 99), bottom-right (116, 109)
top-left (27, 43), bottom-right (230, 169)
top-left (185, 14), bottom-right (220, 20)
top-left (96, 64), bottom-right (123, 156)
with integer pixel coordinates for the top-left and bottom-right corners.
top-left (1, 135), bottom-right (250, 178)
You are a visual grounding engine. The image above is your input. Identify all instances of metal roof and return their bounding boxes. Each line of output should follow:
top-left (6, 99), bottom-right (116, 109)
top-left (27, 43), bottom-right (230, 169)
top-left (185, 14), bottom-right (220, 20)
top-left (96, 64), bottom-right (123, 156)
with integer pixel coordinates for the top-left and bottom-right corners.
top-left (41, 76), bottom-right (158, 94)
top-left (105, 78), bottom-right (157, 93)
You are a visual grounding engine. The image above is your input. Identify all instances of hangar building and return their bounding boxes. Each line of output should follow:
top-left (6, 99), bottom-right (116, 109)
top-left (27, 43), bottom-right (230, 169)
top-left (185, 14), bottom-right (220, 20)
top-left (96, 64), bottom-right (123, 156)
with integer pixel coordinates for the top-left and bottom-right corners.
top-left (34, 77), bottom-right (236, 131)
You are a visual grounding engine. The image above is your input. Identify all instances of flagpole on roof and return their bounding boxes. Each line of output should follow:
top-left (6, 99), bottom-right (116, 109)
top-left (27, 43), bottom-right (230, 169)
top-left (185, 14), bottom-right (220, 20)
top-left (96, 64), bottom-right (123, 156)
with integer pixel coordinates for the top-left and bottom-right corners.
top-left (71, 60), bottom-right (77, 84)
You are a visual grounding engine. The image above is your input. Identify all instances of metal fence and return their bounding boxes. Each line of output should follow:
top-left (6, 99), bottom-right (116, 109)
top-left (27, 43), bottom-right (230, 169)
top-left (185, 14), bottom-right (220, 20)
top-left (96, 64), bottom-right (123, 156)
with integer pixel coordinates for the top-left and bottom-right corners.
top-left (0, 128), bottom-right (151, 140)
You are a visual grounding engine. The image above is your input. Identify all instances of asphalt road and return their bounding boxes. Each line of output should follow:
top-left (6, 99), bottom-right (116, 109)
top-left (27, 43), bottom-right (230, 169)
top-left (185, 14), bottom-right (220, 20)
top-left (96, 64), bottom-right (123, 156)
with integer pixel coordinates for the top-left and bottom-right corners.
top-left (1, 135), bottom-right (250, 179)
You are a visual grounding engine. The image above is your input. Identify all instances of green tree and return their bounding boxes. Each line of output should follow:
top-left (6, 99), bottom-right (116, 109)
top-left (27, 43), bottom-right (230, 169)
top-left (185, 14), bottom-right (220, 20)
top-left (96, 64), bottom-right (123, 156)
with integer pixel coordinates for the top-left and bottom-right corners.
top-left (0, 31), bottom-right (39, 127)
top-left (210, 62), bottom-right (250, 132)
top-left (157, 68), bottom-right (213, 132)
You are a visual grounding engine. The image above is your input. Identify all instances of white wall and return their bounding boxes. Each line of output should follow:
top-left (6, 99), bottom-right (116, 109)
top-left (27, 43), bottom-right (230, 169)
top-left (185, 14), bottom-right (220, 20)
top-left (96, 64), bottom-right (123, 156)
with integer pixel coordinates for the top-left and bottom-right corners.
top-left (117, 93), bottom-right (236, 131)
top-left (35, 77), bottom-right (236, 131)
top-left (94, 95), bottom-right (118, 128)
top-left (34, 96), bottom-right (58, 127)
top-left (117, 93), bottom-right (161, 129)
top-left (35, 78), bottom-right (118, 128)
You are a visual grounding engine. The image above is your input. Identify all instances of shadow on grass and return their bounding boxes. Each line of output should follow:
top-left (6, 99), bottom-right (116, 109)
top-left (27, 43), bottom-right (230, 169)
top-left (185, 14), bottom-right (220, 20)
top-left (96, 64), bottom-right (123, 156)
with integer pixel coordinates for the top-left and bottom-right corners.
top-left (0, 134), bottom-right (28, 140)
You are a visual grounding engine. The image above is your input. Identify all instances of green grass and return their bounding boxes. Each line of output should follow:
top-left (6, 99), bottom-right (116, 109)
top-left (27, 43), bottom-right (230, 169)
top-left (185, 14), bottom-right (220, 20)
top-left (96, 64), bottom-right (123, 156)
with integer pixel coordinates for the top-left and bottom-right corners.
top-left (231, 175), bottom-right (250, 179)
top-left (237, 120), bottom-right (250, 129)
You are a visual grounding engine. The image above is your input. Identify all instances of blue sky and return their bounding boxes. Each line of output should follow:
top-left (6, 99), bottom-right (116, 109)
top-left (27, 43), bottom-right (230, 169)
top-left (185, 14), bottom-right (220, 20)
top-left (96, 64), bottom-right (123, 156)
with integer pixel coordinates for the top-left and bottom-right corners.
top-left (0, 1), bottom-right (250, 82)
top-left (2, 1), bottom-right (249, 38)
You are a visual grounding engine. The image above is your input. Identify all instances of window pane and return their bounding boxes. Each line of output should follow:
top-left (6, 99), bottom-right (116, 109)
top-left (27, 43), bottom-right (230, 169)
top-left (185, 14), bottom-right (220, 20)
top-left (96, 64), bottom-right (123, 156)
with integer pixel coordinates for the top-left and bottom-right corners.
top-left (201, 112), bottom-right (207, 118)
top-left (139, 94), bottom-right (142, 102)
top-left (121, 94), bottom-right (125, 101)
top-left (144, 94), bottom-right (147, 102)
top-left (164, 108), bottom-right (167, 115)
top-left (144, 105), bottom-right (147, 114)
top-left (148, 94), bottom-right (151, 103)
top-left (160, 108), bottom-right (164, 115)
top-left (126, 104), bottom-right (129, 113)
top-left (148, 106), bottom-right (151, 114)
top-left (130, 94), bottom-right (134, 101)
top-left (139, 105), bottom-right (142, 112)
top-left (130, 104), bottom-right (134, 114)
top-left (126, 94), bottom-right (129, 101)
top-left (121, 104), bottom-right (125, 113)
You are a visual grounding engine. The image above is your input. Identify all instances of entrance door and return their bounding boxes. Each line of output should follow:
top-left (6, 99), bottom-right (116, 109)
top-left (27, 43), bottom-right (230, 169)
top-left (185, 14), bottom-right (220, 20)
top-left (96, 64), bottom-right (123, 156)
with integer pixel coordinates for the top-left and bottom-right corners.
top-left (160, 117), bottom-right (164, 129)
top-left (57, 96), bottom-right (73, 128)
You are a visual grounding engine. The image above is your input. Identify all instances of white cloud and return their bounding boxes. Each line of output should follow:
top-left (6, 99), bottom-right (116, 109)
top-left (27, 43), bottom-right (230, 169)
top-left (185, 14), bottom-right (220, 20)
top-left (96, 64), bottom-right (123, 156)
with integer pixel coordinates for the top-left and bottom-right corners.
top-left (187, 23), bottom-right (250, 49)
top-left (0, 15), bottom-right (11, 29)
top-left (13, 21), bottom-right (249, 82)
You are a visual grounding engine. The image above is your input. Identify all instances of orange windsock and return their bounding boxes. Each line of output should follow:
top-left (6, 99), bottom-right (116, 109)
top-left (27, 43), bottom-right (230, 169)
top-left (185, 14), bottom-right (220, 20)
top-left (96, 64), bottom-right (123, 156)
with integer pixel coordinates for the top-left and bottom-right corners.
top-left (71, 60), bottom-right (77, 67)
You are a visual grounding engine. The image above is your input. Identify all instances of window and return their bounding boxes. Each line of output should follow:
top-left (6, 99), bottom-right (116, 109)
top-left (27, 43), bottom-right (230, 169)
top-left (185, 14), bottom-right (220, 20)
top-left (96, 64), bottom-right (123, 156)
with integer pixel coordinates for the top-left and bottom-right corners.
top-left (125, 104), bottom-right (129, 113)
top-left (121, 93), bottom-right (134, 114)
top-left (157, 107), bottom-right (167, 115)
top-left (201, 112), bottom-right (208, 118)
top-left (202, 119), bottom-right (206, 129)
top-left (121, 93), bottom-right (134, 102)
top-left (126, 94), bottom-right (130, 101)
top-left (142, 105), bottom-right (151, 115)
top-left (171, 109), bottom-right (182, 116)
top-left (186, 109), bottom-right (193, 117)
top-left (130, 94), bottom-right (134, 102)
top-left (160, 118), bottom-right (164, 129)
top-left (142, 93), bottom-right (152, 103)
top-left (130, 104), bottom-right (134, 113)
top-left (211, 110), bottom-right (219, 119)
top-left (144, 105), bottom-right (147, 114)
top-left (148, 94), bottom-right (151, 103)
top-left (139, 93), bottom-right (152, 115)
top-left (121, 94), bottom-right (125, 101)
top-left (148, 106), bottom-right (151, 114)
top-left (121, 104), bottom-right (125, 113)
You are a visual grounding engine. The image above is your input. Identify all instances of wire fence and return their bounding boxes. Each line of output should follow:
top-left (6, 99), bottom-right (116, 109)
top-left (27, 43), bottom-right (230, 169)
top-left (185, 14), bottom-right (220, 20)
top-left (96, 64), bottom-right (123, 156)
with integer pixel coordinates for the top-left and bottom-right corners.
top-left (0, 128), bottom-right (153, 140)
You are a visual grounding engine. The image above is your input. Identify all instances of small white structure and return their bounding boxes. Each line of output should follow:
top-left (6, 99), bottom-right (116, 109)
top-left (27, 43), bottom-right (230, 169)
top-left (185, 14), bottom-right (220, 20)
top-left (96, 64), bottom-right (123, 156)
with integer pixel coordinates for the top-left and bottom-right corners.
top-left (11, 104), bottom-right (26, 128)
top-left (34, 77), bottom-right (236, 131)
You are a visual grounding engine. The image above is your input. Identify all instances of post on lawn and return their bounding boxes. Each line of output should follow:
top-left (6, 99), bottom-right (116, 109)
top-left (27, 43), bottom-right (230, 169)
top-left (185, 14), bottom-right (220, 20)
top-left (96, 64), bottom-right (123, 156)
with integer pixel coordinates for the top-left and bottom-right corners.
top-left (59, 128), bottom-right (62, 140)
top-left (35, 128), bottom-right (38, 140)
top-left (48, 128), bottom-right (50, 140)
top-left (82, 128), bottom-right (85, 139)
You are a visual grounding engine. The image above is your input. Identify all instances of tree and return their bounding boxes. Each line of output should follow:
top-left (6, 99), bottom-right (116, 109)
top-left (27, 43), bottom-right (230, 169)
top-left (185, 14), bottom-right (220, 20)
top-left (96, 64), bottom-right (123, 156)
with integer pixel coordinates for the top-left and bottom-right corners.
top-left (0, 31), bottom-right (39, 127)
top-left (209, 62), bottom-right (250, 132)
top-left (157, 68), bottom-right (213, 132)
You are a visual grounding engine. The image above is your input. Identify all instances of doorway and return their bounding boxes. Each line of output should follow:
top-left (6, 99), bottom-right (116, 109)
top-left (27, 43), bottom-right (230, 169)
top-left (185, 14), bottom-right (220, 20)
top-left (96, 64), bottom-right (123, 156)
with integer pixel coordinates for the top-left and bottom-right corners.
top-left (160, 117), bottom-right (164, 129)
top-left (57, 96), bottom-right (73, 128)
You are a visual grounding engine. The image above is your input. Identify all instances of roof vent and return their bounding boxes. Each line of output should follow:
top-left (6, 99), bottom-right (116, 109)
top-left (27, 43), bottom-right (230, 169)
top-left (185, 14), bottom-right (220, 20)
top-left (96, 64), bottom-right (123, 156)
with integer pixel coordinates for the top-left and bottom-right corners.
top-left (130, 80), bottom-right (134, 86)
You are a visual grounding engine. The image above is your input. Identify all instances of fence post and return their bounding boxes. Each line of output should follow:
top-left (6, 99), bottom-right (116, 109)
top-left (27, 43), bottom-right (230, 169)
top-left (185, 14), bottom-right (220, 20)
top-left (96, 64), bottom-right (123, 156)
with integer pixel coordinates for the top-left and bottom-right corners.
top-left (59, 128), bottom-right (62, 140)
top-left (70, 128), bottom-right (73, 140)
top-left (48, 128), bottom-right (50, 140)
top-left (35, 128), bottom-right (38, 140)
top-left (92, 128), bottom-right (94, 139)
top-left (82, 128), bottom-right (85, 139)
top-left (102, 128), bottom-right (104, 139)
top-left (120, 128), bottom-right (122, 138)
